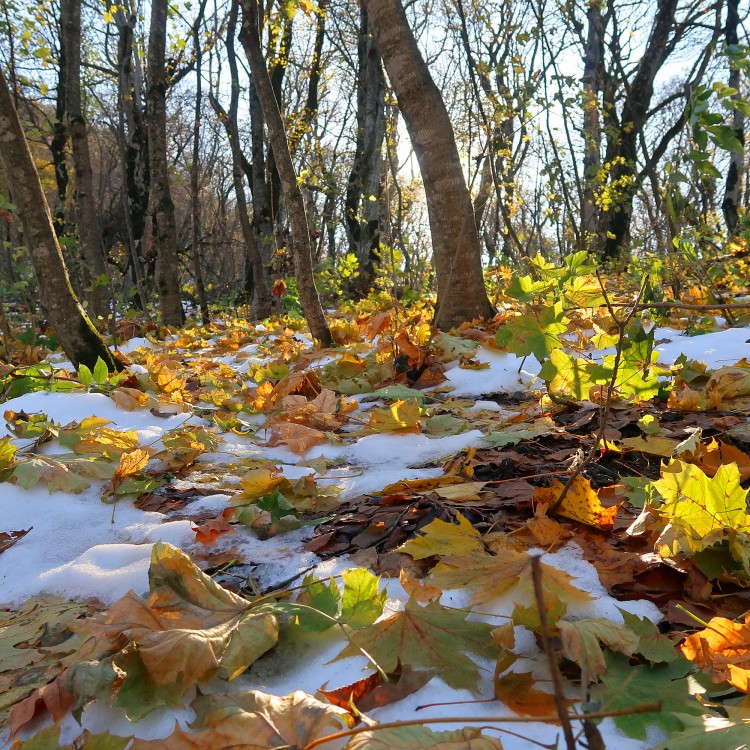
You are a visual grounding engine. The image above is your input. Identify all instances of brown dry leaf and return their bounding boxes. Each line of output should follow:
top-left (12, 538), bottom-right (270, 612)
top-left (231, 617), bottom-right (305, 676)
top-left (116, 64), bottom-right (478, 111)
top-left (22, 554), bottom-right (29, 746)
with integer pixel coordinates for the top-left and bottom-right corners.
top-left (266, 422), bottom-right (327, 456)
top-left (9, 672), bottom-right (74, 736)
top-left (193, 512), bottom-right (236, 545)
top-left (320, 663), bottom-right (435, 714)
top-left (376, 475), bottom-right (478, 497)
top-left (524, 504), bottom-right (573, 547)
top-left (399, 570), bottom-right (442, 603)
top-left (680, 614), bottom-right (750, 690)
top-left (494, 670), bottom-right (564, 718)
top-left (130, 690), bottom-right (351, 750)
top-left (429, 541), bottom-right (592, 607)
top-left (534, 475), bottom-right (619, 530)
top-left (109, 387), bottom-right (151, 411)
top-left (360, 311), bottom-right (392, 340)
top-left (0, 528), bottom-right (31, 555)
top-left (690, 439), bottom-right (750, 482)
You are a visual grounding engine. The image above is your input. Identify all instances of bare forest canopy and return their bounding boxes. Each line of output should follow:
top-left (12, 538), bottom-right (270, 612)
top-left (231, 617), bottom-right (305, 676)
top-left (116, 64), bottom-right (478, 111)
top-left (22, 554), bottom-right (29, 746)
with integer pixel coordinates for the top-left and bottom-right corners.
top-left (0, 0), bottom-right (746, 352)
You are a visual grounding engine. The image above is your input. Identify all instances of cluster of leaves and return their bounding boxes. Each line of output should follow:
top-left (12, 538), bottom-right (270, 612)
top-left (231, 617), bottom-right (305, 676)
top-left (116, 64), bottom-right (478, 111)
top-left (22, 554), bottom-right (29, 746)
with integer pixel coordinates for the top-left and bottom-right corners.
top-left (5, 276), bottom-right (750, 747)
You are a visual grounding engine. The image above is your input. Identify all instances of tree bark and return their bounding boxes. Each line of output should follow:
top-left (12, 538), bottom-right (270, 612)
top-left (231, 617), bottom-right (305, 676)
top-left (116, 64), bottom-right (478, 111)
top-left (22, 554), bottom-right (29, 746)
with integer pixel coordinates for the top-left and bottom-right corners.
top-left (722, 0), bottom-right (745, 234)
top-left (0, 66), bottom-right (119, 371)
top-left (146, 0), bottom-right (184, 326)
top-left (345, 1), bottom-right (386, 294)
top-left (209, 0), bottom-right (273, 316)
top-left (61, 0), bottom-right (110, 323)
top-left (238, 0), bottom-right (332, 346)
top-left (362, 0), bottom-right (494, 328)
top-left (191, 14), bottom-right (210, 326)
top-left (115, 9), bottom-right (150, 310)
top-left (601, 0), bottom-right (678, 263)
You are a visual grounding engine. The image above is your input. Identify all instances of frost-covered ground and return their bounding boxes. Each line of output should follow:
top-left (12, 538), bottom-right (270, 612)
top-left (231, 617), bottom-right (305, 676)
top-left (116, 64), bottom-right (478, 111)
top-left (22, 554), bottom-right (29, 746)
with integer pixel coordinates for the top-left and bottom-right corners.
top-left (2, 321), bottom-right (749, 748)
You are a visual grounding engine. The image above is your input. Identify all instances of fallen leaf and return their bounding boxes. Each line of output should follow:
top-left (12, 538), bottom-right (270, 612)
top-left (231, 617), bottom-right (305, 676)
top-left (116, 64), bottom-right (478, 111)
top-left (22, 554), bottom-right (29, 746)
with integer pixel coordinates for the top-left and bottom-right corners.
top-left (336, 598), bottom-right (499, 691)
top-left (367, 399), bottom-right (422, 433)
top-left (494, 670), bottom-right (563, 717)
top-left (345, 726), bottom-right (504, 749)
top-left (0, 527), bottom-right (31, 555)
top-left (130, 690), bottom-right (352, 750)
top-left (534, 475), bottom-right (619, 530)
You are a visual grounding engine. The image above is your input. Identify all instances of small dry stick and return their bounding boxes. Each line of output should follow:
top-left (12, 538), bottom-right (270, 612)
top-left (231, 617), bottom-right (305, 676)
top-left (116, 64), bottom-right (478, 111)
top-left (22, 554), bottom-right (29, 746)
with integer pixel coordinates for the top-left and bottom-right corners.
top-left (549, 274), bottom-right (648, 513)
top-left (301, 702), bottom-right (663, 750)
top-left (530, 554), bottom-right (577, 750)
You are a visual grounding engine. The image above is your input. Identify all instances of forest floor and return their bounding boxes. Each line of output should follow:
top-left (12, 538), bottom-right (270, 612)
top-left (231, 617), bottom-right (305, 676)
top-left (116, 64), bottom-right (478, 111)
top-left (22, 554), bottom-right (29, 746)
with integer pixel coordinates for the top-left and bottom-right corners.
top-left (2, 299), bottom-right (750, 750)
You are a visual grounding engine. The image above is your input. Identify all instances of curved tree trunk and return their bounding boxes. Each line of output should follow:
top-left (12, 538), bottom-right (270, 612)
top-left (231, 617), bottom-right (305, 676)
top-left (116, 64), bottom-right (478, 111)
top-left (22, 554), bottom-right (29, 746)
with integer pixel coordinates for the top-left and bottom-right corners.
top-left (345, 1), bottom-right (386, 295)
top-left (0, 66), bottom-right (119, 371)
top-left (362, 0), bottom-right (494, 328)
top-left (238, 0), bottom-right (331, 347)
top-left (208, 0), bottom-right (273, 316)
top-left (722, 0), bottom-right (745, 235)
top-left (146, 0), bottom-right (184, 327)
top-left (61, 0), bottom-right (110, 323)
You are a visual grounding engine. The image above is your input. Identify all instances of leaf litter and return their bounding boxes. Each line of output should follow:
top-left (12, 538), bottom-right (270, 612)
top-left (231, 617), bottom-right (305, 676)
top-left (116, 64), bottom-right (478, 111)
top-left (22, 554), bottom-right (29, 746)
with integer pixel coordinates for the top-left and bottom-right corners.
top-left (2, 307), bottom-right (750, 748)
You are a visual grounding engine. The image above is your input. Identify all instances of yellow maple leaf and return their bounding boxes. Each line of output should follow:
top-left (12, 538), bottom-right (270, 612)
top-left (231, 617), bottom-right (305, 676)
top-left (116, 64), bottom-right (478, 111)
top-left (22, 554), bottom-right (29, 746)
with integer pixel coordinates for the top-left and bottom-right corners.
top-left (367, 399), bottom-right (421, 433)
top-left (534, 475), bottom-right (619, 530)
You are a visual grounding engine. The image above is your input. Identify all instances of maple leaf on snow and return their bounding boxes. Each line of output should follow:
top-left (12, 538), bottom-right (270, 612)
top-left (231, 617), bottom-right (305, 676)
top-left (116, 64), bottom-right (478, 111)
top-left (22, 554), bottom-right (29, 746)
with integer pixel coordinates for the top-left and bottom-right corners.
top-left (335, 597), bottom-right (498, 691)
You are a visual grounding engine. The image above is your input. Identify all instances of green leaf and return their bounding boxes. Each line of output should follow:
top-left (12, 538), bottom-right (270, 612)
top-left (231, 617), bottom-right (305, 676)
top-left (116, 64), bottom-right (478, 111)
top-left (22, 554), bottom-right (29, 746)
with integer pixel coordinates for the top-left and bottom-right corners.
top-left (538, 348), bottom-right (598, 400)
top-left (93, 357), bottom-right (110, 385)
top-left (484, 419), bottom-right (554, 447)
top-left (341, 568), bottom-right (386, 629)
top-left (651, 460), bottom-right (750, 557)
top-left (371, 385), bottom-right (426, 405)
top-left (0, 437), bottom-right (17, 481)
top-left (13, 455), bottom-right (93, 493)
top-left (78, 364), bottom-right (93, 386)
top-left (618, 609), bottom-right (678, 663)
top-left (494, 304), bottom-right (568, 360)
top-left (336, 598), bottom-right (498, 691)
top-left (597, 653), bottom-right (703, 739)
top-left (650, 712), bottom-right (750, 750)
top-left (296, 574), bottom-right (341, 632)
top-left (424, 414), bottom-right (467, 437)
top-left (257, 489), bottom-right (299, 521)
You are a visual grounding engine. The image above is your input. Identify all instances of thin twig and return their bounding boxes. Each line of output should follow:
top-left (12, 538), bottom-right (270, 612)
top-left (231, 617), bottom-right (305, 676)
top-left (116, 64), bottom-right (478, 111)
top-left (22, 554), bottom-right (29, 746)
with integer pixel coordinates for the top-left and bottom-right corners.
top-left (549, 275), bottom-right (648, 513)
top-left (530, 555), bottom-right (577, 750)
top-left (301, 702), bottom-right (662, 750)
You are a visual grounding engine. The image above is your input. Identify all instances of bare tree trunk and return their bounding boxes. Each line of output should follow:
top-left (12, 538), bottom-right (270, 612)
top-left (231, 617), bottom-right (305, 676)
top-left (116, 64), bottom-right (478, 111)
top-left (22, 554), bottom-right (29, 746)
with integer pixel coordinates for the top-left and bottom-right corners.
top-left (362, 0), bottom-right (494, 328)
top-left (115, 9), bottom-right (150, 310)
top-left (345, 1), bottom-right (386, 295)
top-left (0, 67), bottom-right (119, 371)
top-left (209, 0), bottom-right (273, 316)
top-left (581, 0), bottom-right (605, 246)
top-left (191, 17), bottom-right (210, 326)
top-left (61, 0), bottom-right (110, 323)
top-left (146, 0), bottom-right (184, 326)
top-left (722, 0), bottom-right (745, 234)
top-left (50, 21), bottom-right (69, 239)
top-left (238, 0), bottom-right (332, 346)
top-left (601, 0), bottom-right (678, 263)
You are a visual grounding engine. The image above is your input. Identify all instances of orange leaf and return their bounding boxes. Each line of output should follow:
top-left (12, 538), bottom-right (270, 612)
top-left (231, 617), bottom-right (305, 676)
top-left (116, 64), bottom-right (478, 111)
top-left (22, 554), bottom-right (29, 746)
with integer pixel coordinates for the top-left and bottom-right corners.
top-left (680, 615), bottom-right (750, 691)
top-left (494, 670), bottom-right (566, 717)
top-left (9, 672), bottom-right (74, 736)
top-left (691, 439), bottom-right (750, 482)
top-left (193, 514), bottom-right (236, 545)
